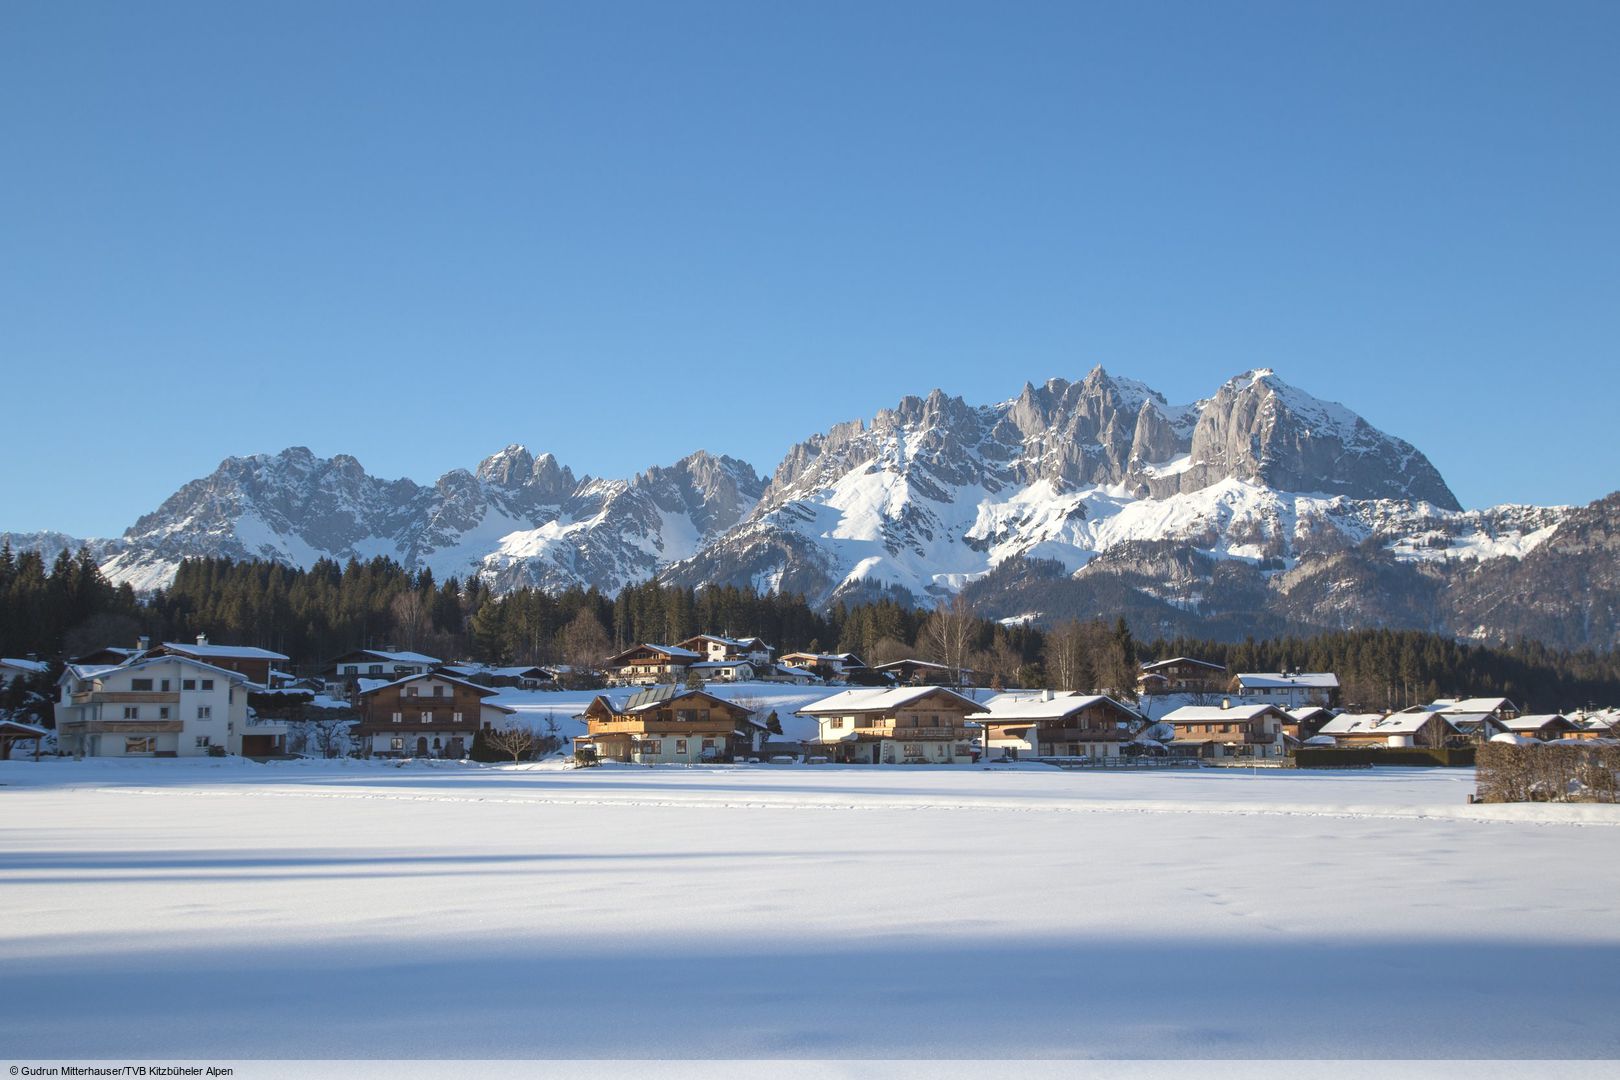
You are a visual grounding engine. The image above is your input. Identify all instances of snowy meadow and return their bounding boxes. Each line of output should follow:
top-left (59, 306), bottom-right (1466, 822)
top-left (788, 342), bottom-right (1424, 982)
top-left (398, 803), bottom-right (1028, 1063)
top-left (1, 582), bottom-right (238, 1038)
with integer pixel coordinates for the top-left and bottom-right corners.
top-left (3, 758), bottom-right (1618, 1060)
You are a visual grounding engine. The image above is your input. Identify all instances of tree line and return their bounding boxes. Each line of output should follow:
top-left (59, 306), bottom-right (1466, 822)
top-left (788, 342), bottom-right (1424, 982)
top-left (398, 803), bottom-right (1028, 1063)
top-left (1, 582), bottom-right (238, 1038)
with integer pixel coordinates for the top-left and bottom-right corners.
top-left (4, 544), bottom-right (1620, 711)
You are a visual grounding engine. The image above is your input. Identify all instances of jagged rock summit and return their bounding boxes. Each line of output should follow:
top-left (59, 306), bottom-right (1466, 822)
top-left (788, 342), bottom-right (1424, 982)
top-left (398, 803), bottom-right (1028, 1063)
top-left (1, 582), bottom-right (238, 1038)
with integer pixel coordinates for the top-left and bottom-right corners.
top-left (6, 367), bottom-right (1604, 646)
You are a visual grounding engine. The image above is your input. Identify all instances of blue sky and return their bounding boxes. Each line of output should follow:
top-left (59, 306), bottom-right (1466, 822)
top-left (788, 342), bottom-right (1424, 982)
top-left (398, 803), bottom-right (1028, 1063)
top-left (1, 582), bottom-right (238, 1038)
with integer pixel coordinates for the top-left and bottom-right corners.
top-left (3, 1), bottom-right (1616, 536)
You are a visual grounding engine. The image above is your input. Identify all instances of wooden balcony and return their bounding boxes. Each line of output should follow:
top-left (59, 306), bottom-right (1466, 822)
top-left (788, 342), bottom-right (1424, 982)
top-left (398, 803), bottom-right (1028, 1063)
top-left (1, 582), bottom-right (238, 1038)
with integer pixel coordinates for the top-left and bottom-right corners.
top-left (848, 722), bottom-right (973, 740)
top-left (71, 691), bottom-right (181, 706)
top-left (587, 718), bottom-right (735, 736)
top-left (58, 719), bottom-right (184, 734)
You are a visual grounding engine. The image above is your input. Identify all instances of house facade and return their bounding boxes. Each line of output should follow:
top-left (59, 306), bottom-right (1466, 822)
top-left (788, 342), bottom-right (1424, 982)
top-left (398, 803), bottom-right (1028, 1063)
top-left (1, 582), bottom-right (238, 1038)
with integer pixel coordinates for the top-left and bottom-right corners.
top-left (1138, 657), bottom-right (1227, 695)
top-left (676, 634), bottom-right (774, 666)
top-left (324, 649), bottom-right (443, 694)
top-left (800, 686), bottom-right (981, 764)
top-left (1500, 714), bottom-right (1581, 741)
top-left (870, 659), bottom-right (973, 686)
top-left (777, 652), bottom-right (866, 680)
top-left (1317, 711), bottom-right (1459, 749)
top-left (55, 656), bottom-right (287, 757)
top-left (1230, 672), bottom-right (1340, 709)
top-left (1160, 703), bottom-right (1290, 759)
top-left (574, 687), bottom-right (764, 763)
top-left (150, 635), bottom-right (290, 687)
top-left (604, 644), bottom-right (702, 686)
top-left (354, 672), bottom-right (514, 758)
top-left (979, 691), bottom-right (1144, 760)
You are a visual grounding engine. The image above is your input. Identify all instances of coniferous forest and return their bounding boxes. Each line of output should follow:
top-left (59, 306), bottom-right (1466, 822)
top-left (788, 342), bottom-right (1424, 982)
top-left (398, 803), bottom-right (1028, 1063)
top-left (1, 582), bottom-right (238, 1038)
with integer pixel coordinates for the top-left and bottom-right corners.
top-left (4, 542), bottom-right (1620, 713)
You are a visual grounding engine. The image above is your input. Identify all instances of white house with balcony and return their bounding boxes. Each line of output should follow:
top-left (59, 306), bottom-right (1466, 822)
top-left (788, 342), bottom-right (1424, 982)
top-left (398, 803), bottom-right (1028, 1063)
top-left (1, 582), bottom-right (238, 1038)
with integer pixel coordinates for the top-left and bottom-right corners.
top-left (54, 655), bottom-right (288, 757)
top-left (1230, 672), bottom-right (1340, 709)
top-left (799, 685), bottom-right (982, 764)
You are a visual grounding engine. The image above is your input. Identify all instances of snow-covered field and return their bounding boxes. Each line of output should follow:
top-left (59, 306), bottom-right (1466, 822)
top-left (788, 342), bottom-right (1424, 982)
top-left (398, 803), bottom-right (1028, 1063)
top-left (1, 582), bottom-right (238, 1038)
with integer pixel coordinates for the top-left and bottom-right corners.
top-left (3, 758), bottom-right (1619, 1062)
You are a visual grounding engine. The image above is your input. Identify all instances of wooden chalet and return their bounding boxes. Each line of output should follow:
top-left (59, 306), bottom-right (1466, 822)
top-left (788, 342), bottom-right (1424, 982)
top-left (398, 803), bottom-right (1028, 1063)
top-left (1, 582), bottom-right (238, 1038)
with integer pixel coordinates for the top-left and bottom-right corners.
top-left (676, 634), bottom-right (774, 665)
top-left (1159, 703), bottom-right (1290, 759)
top-left (799, 685), bottom-right (982, 764)
top-left (1317, 711), bottom-right (1460, 749)
top-left (978, 691), bottom-right (1145, 760)
top-left (324, 649), bottom-right (443, 692)
top-left (777, 652), bottom-right (866, 680)
top-left (574, 687), bottom-right (764, 764)
top-left (149, 635), bottom-right (290, 686)
top-left (1137, 657), bottom-right (1227, 695)
top-left (1500, 714), bottom-right (1581, 741)
top-left (355, 672), bottom-right (514, 758)
top-left (604, 644), bottom-right (702, 686)
top-left (1283, 706), bottom-right (1336, 743)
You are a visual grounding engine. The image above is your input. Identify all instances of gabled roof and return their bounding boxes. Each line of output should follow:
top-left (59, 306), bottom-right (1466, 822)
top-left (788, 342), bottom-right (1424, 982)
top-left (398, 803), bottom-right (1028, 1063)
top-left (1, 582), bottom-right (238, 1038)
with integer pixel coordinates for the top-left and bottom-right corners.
top-left (1140, 657), bottom-right (1226, 673)
top-left (161, 642), bottom-right (290, 662)
top-left (690, 659), bottom-right (755, 670)
top-left (1319, 712), bottom-right (1452, 736)
top-left (606, 643), bottom-right (701, 665)
top-left (440, 664), bottom-right (555, 679)
top-left (584, 686), bottom-right (765, 728)
top-left (798, 685), bottom-right (983, 716)
top-left (330, 648), bottom-right (442, 666)
top-left (979, 691), bottom-right (1142, 724)
top-left (1234, 672), bottom-right (1340, 690)
top-left (1433, 697), bottom-right (1518, 714)
top-left (62, 654), bottom-right (252, 685)
top-left (357, 670), bottom-right (505, 700)
top-left (1501, 714), bottom-right (1576, 733)
top-left (678, 634), bottom-right (772, 651)
top-left (1162, 704), bottom-right (1290, 723)
top-left (1287, 706), bottom-right (1335, 721)
top-left (0, 657), bottom-right (50, 674)
top-left (0, 719), bottom-right (48, 736)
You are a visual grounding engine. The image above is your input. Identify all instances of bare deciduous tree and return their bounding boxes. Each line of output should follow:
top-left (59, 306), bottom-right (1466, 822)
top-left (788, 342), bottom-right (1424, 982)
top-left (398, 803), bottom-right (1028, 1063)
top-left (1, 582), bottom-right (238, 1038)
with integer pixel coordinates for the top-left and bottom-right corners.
top-left (562, 609), bottom-right (612, 673)
top-left (486, 724), bottom-right (536, 764)
top-left (921, 595), bottom-right (976, 685)
top-left (390, 591), bottom-right (431, 651)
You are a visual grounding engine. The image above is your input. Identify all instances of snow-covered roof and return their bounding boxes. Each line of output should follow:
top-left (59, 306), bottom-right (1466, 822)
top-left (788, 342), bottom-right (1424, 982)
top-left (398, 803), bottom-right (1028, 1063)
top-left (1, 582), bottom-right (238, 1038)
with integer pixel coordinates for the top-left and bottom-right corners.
top-left (799, 686), bottom-right (983, 716)
top-left (0, 718), bottom-right (49, 736)
top-left (440, 664), bottom-right (553, 679)
top-left (1433, 697), bottom-right (1516, 714)
top-left (691, 660), bottom-right (754, 670)
top-left (979, 692), bottom-right (1140, 723)
top-left (1234, 672), bottom-right (1339, 690)
top-left (341, 649), bottom-right (442, 665)
top-left (1318, 712), bottom-right (1448, 736)
top-left (0, 657), bottom-right (50, 674)
top-left (1287, 706), bottom-right (1334, 721)
top-left (1162, 704), bottom-right (1288, 723)
top-left (773, 664), bottom-right (818, 678)
top-left (1501, 714), bottom-right (1574, 732)
top-left (163, 642), bottom-right (290, 661)
top-left (63, 654), bottom-right (251, 685)
top-left (1140, 657), bottom-right (1225, 673)
top-left (358, 671), bottom-right (505, 700)
top-left (872, 658), bottom-right (953, 671)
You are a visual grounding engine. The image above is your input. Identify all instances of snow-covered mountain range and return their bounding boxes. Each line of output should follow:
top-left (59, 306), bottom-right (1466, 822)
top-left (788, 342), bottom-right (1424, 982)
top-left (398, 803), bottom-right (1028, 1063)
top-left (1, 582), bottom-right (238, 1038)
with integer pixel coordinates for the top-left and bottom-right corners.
top-left (7, 367), bottom-right (1612, 645)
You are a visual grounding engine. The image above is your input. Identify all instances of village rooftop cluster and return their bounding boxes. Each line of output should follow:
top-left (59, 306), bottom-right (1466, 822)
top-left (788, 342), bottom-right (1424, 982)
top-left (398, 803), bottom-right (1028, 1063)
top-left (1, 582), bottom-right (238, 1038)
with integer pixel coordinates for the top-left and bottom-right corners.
top-left (3, 634), bottom-right (1617, 767)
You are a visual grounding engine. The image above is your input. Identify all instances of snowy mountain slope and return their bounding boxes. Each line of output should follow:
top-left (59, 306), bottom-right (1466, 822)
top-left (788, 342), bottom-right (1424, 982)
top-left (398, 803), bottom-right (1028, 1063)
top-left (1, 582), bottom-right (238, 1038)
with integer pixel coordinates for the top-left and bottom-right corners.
top-left (57, 444), bottom-right (763, 596)
top-left (6, 366), bottom-right (1605, 647)
top-left (662, 367), bottom-right (1528, 607)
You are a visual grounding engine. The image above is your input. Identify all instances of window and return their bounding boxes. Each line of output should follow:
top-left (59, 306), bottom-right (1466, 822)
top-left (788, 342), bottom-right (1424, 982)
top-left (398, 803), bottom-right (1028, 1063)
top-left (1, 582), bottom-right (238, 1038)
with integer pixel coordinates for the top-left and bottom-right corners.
top-left (392, 712), bottom-right (403, 724)
top-left (195, 736), bottom-right (211, 748)
top-left (831, 718), bottom-right (845, 729)
top-left (406, 686), bottom-right (418, 697)
top-left (702, 739), bottom-right (716, 749)
top-left (391, 737), bottom-right (404, 751)
top-left (160, 679), bottom-right (171, 692)
top-left (124, 737), bottom-right (155, 754)
top-left (452, 712), bottom-right (463, 724)
top-left (131, 679), bottom-right (154, 691)
top-left (159, 707), bottom-right (171, 719)
top-left (369, 665), bottom-right (382, 675)
top-left (675, 739), bottom-right (688, 754)
top-left (201, 679), bottom-right (215, 691)
top-left (345, 665), bottom-right (359, 675)
top-left (197, 706), bottom-right (211, 720)
top-left (420, 711), bottom-right (433, 724)
top-left (435, 684), bottom-right (446, 697)
top-left (639, 740), bottom-right (662, 755)
top-left (182, 679), bottom-right (197, 691)
top-left (123, 706), bottom-right (139, 720)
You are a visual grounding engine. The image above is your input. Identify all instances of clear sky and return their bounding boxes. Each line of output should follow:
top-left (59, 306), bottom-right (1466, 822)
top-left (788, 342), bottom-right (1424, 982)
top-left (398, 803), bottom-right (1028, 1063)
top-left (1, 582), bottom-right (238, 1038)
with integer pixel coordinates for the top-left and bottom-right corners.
top-left (3, 1), bottom-right (1616, 536)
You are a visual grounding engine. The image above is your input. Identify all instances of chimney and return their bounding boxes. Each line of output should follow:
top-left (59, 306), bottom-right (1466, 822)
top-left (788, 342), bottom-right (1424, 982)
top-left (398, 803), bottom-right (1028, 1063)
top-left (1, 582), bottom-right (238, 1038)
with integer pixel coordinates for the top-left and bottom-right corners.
top-left (1221, 697), bottom-right (1231, 710)
top-left (1041, 689), bottom-right (1054, 702)
top-left (137, 635), bottom-right (151, 651)
top-left (197, 633), bottom-right (210, 647)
